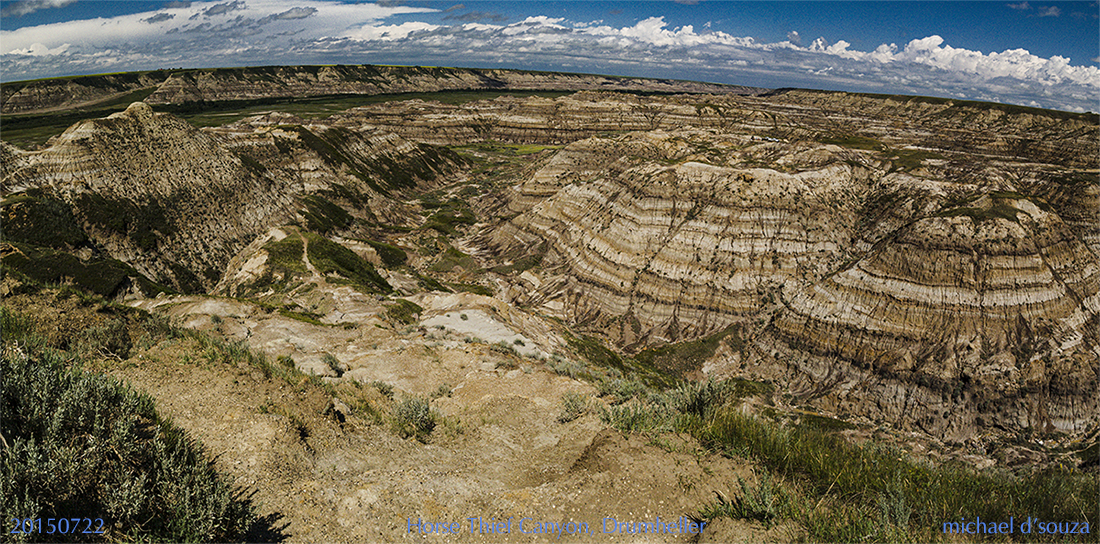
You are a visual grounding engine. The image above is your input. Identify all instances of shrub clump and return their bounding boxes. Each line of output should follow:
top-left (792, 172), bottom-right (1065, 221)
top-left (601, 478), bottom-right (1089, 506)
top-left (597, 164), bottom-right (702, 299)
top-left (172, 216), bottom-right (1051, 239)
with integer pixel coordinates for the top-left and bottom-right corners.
top-left (0, 347), bottom-right (257, 542)
top-left (304, 232), bottom-right (391, 293)
top-left (385, 299), bottom-right (423, 325)
top-left (390, 396), bottom-right (437, 442)
top-left (557, 392), bottom-right (592, 423)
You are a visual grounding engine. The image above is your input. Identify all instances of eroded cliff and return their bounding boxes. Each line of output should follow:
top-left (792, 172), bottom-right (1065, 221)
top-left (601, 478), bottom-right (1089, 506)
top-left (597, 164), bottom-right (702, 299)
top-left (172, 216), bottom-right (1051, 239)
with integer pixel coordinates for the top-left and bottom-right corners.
top-left (2, 79), bottom-right (1096, 447)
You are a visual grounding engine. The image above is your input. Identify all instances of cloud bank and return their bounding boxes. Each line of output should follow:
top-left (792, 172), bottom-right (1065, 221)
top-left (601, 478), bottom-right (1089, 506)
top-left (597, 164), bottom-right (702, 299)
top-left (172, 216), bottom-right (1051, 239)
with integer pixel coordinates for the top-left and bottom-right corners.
top-left (2, 0), bottom-right (1096, 112)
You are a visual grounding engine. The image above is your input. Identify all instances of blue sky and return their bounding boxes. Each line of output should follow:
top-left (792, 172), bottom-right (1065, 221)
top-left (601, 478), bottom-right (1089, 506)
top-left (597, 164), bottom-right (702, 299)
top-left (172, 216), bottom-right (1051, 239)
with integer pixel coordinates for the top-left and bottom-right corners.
top-left (1, 1), bottom-right (1097, 112)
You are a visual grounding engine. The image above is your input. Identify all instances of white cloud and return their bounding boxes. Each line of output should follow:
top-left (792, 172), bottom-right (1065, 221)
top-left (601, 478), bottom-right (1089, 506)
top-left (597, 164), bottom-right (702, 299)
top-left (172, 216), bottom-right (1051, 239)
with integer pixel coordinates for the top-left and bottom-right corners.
top-left (1, 0), bottom-right (77, 18)
top-left (1038, 6), bottom-right (1061, 16)
top-left (2, 5), bottom-right (1095, 112)
top-left (1, 0), bottom-right (436, 57)
top-left (343, 21), bottom-right (439, 41)
top-left (6, 42), bottom-right (71, 56)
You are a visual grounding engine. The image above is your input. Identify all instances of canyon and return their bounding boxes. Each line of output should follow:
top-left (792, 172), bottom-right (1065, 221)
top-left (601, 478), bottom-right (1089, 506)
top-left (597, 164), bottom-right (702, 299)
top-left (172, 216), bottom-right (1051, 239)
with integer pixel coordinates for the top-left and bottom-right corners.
top-left (2, 66), bottom-right (1097, 541)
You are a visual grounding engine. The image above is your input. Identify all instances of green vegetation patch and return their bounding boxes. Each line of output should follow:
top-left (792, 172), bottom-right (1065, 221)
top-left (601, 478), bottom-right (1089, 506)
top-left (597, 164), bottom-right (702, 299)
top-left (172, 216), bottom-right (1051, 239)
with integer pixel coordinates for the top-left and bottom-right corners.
top-left (635, 325), bottom-right (743, 379)
top-left (304, 232), bottom-right (391, 293)
top-left (385, 299), bottom-right (423, 325)
top-left (422, 198), bottom-right (477, 236)
top-left (816, 134), bottom-right (884, 151)
top-left (265, 235), bottom-right (307, 273)
top-left (236, 152), bottom-right (268, 177)
top-left (0, 242), bottom-right (166, 297)
top-left (73, 193), bottom-right (176, 250)
top-left (415, 273), bottom-right (451, 293)
top-left (936, 202), bottom-right (1021, 223)
top-left (279, 308), bottom-right (325, 326)
top-left (301, 194), bottom-right (353, 234)
top-left (567, 334), bottom-right (676, 389)
top-left (361, 239), bottom-right (407, 268)
top-left (888, 149), bottom-right (945, 172)
top-left (237, 234), bottom-right (307, 296)
top-left (796, 411), bottom-right (857, 432)
top-left (0, 332), bottom-right (258, 542)
top-left (695, 409), bottom-right (1099, 542)
top-left (390, 396), bottom-right (437, 443)
top-left (447, 282), bottom-right (493, 296)
top-left (0, 190), bottom-right (88, 249)
top-left (430, 245), bottom-right (480, 273)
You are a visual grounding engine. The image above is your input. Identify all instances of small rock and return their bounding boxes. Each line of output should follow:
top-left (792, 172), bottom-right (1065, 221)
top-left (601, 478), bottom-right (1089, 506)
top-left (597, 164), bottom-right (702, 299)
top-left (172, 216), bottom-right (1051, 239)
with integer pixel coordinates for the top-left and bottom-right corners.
top-left (324, 397), bottom-right (352, 423)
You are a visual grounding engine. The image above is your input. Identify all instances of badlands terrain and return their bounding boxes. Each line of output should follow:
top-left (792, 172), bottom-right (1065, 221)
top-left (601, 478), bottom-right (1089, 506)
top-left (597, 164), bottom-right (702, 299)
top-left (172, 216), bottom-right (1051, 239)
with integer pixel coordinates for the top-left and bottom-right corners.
top-left (1, 65), bottom-right (1098, 542)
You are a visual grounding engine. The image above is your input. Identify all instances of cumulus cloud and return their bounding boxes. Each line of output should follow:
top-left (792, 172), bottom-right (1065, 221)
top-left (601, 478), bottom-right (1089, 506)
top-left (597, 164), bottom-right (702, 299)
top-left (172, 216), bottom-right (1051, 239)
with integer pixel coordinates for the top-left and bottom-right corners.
top-left (1007, 2), bottom-right (1031, 9)
top-left (255, 6), bottom-right (316, 24)
top-left (1, 0), bottom-right (77, 17)
top-left (203, 0), bottom-right (246, 17)
top-left (142, 13), bottom-right (176, 24)
top-left (342, 21), bottom-right (439, 41)
top-left (2, 5), bottom-right (1095, 112)
top-left (271, 7), bottom-right (315, 19)
top-left (6, 42), bottom-right (70, 56)
top-left (1038, 5), bottom-right (1061, 16)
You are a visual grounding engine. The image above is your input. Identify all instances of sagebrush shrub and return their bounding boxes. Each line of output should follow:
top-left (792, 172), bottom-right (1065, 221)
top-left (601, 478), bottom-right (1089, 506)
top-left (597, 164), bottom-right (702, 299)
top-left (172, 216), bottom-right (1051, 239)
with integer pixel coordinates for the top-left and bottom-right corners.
top-left (0, 341), bottom-right (257, 542)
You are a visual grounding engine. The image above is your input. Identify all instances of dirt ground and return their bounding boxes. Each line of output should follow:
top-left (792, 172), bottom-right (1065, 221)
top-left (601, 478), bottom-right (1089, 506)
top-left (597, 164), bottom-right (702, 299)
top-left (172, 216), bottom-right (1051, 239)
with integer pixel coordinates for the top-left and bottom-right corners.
top-left (111, 309), bottom-right (782, 543)
top-left (0, 283), bottom-right (782, 543)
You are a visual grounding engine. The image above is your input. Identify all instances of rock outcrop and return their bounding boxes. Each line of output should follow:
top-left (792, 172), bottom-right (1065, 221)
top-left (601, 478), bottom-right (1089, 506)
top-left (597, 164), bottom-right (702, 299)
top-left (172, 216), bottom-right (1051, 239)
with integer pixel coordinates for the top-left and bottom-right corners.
top-left (1, 103), bottom-right (466, 292)
top-left (0, 71), bottom-right (167, 114)
top-left (485, 131), bottom-right (873, 348)
top-left (749, 194), bottom-right (1100, 438)
top-left (2, 102), bottom-right (296, 291)
top-left (2, 73), bottom-right (1096, 443)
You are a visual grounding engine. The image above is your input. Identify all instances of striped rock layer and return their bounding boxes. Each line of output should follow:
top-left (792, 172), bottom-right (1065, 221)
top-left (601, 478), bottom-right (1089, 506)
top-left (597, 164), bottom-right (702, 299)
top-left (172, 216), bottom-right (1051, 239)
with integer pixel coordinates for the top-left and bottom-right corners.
top-left (756, 195), bottom-right (1099, 437)
top-left (486, 131), bottom-right (873, 348)
top-left (486, 128), bottom-right (1098, 438)
top-left (0, 103), bottom-right (462, 292)
top-left (2, 102), bottom-right (293, 291)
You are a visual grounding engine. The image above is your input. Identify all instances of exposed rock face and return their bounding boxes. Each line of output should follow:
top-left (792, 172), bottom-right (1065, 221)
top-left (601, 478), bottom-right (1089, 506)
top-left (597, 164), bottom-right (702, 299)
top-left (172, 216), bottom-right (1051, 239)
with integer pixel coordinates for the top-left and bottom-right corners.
top-left (146, 65), bottom-right (761, 104)
top-left (1, 103), bottom-right (463, 292)
top-left (459, 97), bottom-right (1097, 440)
top-left (752, 194), bottom-right (1100, 438)
top-left (486, 131), bottom-right (873, 348)
top-left (0, 72), bottom-right (166, 114)
top-left (2, 78), bottom-right (1096, 443)
top-left (764, 90), bottom-right (1100, 168)
top-left (3, 102), bottom-right (296, 291)
top-left (336, 90), bottom-right (1099, 169)
top-left (210, 115), bottom-right (465, 198)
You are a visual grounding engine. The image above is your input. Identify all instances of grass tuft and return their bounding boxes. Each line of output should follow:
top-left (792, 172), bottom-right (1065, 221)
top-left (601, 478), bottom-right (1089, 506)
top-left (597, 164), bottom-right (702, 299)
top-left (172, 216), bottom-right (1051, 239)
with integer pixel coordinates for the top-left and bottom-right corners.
top-left (390, 396), bottom-right (437, 442)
